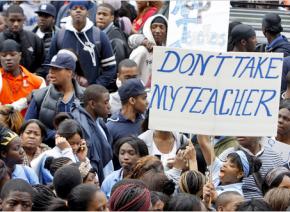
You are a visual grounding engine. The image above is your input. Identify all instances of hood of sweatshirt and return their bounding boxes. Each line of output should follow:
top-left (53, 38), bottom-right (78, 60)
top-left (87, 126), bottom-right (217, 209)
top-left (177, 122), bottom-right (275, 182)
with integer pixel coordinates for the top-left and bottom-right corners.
top-left (142, 14), bottom-right (168, 45)
top-left (64, 16), bottom-right (97, 66)
top-left (65, 16), bottom-right (94, 32)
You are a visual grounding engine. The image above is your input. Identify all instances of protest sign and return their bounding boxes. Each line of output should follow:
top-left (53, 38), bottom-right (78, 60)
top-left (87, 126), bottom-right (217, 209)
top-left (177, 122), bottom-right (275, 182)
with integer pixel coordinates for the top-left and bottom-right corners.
top-left (167, 0), bottom-right (230, 52)
top-left (149, 47), bottom-right (283, 136)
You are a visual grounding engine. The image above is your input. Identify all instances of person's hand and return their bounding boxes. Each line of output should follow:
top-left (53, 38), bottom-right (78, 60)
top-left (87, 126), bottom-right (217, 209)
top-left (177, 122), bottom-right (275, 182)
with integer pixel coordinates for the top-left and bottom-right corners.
top-left (167, 150), bottom-right (187, 170)
top-left (203, 182), bottom-right (217, 207)
top-left (76, 75), bottom-right (89, 87)
top-left (55, 135), bottom-right (70, 150)
top-left (183, 141), bottom-right (196, 161)
top-left (142, 38), bottom-right (155, 52)
top-left (76, 139), bottom-right (88, 162)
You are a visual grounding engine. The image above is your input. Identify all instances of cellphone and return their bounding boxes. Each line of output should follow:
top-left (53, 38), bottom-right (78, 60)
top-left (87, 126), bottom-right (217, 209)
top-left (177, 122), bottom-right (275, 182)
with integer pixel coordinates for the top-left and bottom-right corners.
top-left (77, 145), bottom-right (85, 153)
top-left (155, 154), bottom-right (161, 160)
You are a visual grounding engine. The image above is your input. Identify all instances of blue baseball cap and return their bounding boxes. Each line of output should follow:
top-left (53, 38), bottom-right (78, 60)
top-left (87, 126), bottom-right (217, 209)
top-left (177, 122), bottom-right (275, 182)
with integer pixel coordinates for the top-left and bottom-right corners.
top-left (69, 1), bottom-right (94, 10)
top-left (43, 51), bottom-right (77, 71)
top-left (118, 79), bottom-right (147, 101)
top-left (35, 3), bottom-right (56, 17)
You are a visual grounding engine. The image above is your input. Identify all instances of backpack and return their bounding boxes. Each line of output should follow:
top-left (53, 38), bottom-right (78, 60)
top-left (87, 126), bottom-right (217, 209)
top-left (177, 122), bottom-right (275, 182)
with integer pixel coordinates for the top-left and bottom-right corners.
top-left (56, 27), bottom-right (102, 59)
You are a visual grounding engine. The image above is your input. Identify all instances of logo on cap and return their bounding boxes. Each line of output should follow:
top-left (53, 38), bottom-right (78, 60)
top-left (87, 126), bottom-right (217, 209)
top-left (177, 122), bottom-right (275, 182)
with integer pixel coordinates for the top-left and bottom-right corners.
top-left (51, 55), bottom-right (57, 62)
top-left (40, 4), bottom-right (47, 10)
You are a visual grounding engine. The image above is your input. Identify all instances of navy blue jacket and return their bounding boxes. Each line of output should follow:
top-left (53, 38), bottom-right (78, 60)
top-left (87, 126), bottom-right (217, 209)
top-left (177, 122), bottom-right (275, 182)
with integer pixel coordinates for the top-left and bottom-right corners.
top-left (266, 35), bottom-right (290, 57)
top-left (70, 101), bottom-right (113, 183)
top-left (106, 112), bottom-right (144, 169)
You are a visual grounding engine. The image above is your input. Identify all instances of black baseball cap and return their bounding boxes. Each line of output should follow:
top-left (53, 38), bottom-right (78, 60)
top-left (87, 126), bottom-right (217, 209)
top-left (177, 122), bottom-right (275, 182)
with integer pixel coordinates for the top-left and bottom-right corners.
top-left (35, 3), bottom-right (56, 18)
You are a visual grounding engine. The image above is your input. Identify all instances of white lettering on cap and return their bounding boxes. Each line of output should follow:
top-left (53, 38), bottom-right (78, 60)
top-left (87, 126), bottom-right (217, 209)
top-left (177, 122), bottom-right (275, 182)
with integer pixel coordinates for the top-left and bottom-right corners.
top-left (51, 55), bottom-right (57, 62)
top-left (40, 4), bottom-right (47, 10)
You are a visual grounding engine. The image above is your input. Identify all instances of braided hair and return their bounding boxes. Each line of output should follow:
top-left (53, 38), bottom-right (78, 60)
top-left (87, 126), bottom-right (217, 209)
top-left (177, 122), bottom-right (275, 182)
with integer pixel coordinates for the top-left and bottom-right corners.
top-left (32, 184), bottom-right (56, 211)
top-left (44, 157), bottom-right (72, 176)
top-left (109, 182), bottom-right (151, 211)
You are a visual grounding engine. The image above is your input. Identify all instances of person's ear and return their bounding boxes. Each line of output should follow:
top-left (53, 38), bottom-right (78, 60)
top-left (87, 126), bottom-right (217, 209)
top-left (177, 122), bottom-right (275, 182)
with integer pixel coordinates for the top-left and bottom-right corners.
top-left (240, 39), bottom-right (247, 46)
top-left (89, 99), bottom-right (96, 108)
top-left (129, 97), bottom-right (136, 104)
top-left (237, 171), bottom-right (244, 180)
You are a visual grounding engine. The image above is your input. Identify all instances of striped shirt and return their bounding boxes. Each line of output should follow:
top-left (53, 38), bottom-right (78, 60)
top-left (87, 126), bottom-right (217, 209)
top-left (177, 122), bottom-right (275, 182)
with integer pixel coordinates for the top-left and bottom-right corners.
top-left (218, 137), bottom-right (283, 200)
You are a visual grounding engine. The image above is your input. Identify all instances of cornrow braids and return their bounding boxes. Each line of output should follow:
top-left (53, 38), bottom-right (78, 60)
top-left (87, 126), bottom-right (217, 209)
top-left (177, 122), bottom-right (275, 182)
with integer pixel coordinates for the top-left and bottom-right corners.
top-left (109, 183), bottom-right (151, 211)
top-left (44, 157), bottom-right (73, 176)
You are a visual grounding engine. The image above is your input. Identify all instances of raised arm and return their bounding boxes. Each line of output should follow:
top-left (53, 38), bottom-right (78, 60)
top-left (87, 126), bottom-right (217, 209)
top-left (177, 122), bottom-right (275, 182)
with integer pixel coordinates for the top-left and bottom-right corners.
top-left (196, 135), bottom-right (215, 166)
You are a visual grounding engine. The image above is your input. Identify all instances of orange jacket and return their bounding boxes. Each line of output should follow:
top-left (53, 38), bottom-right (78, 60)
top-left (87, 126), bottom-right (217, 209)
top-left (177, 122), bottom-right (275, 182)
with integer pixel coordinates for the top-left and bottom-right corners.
top-left (0, 65), bottom-right (43, 108)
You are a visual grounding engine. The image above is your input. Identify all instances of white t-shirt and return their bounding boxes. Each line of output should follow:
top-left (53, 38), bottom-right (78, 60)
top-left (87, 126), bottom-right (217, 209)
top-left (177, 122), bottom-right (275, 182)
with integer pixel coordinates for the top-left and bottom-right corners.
top-left (152, 140), bottom-right (177, 170)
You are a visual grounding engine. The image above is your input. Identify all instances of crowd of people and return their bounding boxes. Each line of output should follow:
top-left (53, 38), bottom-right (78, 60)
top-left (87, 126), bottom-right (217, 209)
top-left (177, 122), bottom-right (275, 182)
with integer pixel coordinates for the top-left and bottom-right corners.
top-left (0, 0), bottom-right (289, 211)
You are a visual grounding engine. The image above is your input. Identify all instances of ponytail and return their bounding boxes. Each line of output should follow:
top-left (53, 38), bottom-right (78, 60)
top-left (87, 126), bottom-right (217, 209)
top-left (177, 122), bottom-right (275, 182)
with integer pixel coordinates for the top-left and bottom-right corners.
top-left (0, 105), bottom-right (23, 134)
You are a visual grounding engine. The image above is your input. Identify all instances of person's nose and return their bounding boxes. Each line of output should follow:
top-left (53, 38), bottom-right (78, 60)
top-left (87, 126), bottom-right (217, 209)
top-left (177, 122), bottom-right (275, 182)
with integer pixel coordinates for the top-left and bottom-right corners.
top-left (13, 21), bottom-right (20, 28)
top-left (28, 133), bottom-right (35, 139)
top-left (155, 27), bottom-right (161, 33)
top-left (4, 54), bottom-right (12, 61)
top-left (123, 153), bottom-right (130, 160)
top-left (107, 103), bottom-right (111, 111)
top-left (98, 14), bottom-right (104, 20)
top-left (278, 117), bottom-right (284, 125)
top-left (19, 147), bottom-right (25, 156)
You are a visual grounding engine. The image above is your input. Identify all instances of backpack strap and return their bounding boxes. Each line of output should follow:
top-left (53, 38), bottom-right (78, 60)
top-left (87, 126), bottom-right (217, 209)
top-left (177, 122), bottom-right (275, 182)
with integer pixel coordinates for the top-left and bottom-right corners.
top-left (56, 28), bottom-right (66, 49)
top-left (92, 26), bottom-right (101, 59)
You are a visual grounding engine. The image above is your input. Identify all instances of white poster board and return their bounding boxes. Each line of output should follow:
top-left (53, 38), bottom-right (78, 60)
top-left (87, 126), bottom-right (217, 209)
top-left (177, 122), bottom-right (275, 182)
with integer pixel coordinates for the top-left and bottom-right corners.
top-left (167, 0), bottom-right (230, 52)
top-left (149, 47), bottom-right (283, 136)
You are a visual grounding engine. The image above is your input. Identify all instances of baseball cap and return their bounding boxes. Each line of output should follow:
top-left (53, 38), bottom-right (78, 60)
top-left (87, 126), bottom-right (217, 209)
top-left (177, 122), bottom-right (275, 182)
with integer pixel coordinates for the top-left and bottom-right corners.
top-left (0, 39), bottom-right (21, 52)
top-left (230, 24), bottom-right (256, 45)
top-left (118, 79), bottom-right (147, 102)
top-left (42, 50), bottom-right (77, 71)
top-left (69, 1), bottom-right (94, 10)
top-left (35, 3), bottom-right (56, 18)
